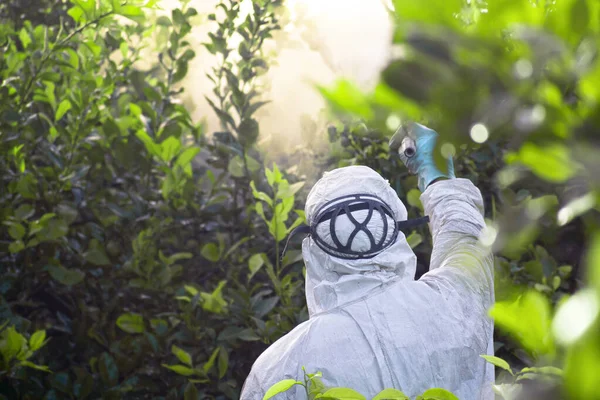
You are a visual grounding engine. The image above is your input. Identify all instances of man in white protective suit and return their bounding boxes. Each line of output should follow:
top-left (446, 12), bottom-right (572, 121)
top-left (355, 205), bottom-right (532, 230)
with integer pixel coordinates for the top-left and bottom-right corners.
top-left (240, 122), bottom-right (495, 400)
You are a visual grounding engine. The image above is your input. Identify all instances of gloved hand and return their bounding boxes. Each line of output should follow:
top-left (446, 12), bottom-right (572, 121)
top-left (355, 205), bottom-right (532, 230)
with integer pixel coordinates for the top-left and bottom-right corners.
top-left (389, 122), bottom-right (455, 192)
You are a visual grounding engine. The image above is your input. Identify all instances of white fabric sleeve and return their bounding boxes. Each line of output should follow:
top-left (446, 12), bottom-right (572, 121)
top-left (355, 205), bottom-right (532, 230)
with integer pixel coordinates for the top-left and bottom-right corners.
top-left (419, 178), bottom-right (494, 312)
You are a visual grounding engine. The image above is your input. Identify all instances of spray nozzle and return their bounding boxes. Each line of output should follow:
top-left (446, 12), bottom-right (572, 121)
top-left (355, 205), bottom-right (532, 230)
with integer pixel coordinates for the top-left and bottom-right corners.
top-left (400, 137), bottom-right (416, 158)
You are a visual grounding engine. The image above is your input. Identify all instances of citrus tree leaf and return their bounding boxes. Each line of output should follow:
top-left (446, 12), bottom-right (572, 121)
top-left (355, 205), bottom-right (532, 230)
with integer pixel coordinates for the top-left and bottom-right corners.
top-left (373, 388), bottom-right (410, 400)
top-left (263, 379), bottom-right (303, 400)
top-left (480, 355), bottom-right (513, 375)
top-left (116, 313), bottom-right (145, 334)
top-left (172, 345), bottom-right (192, 367)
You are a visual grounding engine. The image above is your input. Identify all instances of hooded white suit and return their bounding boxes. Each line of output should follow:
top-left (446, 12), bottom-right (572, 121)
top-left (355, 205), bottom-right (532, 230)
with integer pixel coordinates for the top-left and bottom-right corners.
top-left (240, 166), bottom-right (495, 400)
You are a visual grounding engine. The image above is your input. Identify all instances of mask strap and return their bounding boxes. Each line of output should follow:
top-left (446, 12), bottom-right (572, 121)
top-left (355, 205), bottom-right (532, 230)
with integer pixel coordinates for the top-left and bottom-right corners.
top-left (281, 224), bottom-right (310, 262)
top-left (280, 215), bottom-right (430, 261)
top-left (396, 216), bottom-right (430, 231)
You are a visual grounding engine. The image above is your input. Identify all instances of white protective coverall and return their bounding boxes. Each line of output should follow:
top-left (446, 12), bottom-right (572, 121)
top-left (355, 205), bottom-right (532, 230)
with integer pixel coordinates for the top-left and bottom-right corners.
top-left (240, 166), bottom-right (495, 400)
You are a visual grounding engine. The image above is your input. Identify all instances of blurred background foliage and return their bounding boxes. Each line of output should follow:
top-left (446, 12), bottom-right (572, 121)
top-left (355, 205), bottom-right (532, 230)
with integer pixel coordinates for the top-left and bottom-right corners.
top-left (0, 0), bottom-right (599, 399)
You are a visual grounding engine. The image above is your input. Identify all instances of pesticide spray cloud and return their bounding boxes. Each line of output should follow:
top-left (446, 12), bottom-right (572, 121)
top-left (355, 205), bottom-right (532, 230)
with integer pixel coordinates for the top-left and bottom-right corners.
top-left (158, 0), bottom-right (393, 152)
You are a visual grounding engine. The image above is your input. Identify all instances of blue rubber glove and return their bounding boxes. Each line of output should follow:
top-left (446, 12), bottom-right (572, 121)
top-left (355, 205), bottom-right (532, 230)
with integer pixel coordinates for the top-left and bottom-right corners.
top-left (389, 122), bottom-right (455, 192)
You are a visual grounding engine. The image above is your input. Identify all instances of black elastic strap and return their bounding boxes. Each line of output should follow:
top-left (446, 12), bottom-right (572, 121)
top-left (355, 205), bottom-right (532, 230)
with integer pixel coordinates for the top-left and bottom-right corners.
top-left (396, 216), bottom-right (430, 231)
top-left (280, 225), bottom-right (310, 262)
top-left (316, 202), bottom-right (394, 225)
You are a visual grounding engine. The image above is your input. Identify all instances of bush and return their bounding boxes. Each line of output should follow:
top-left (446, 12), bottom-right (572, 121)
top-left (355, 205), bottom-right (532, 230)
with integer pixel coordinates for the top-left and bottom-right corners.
top-left (1, 0), bottom-right (302, 398)
top-left (1, 0), bottom-right (599, 399)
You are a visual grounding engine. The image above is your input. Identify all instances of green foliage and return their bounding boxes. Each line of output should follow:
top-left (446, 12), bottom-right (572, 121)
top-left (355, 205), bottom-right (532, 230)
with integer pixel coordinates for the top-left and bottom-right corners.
top-left (264, 369), bottom-right (453, 400)
top-left (318, 0), bottom-right (600, 398)
top-left (372, 388), bottom-right (409, 400)
top-left (252, 164), bottom-right (305, 243)
top-left (0, 0), bottom-right (297, 398)
top-left (263, 379), bottom-right (303, 400)
top-left (3, 0), bottom-right (600, 398)
top-left (0, 324), bottom-right (50, 374)
top-left (490, 290), bottom-right (555, 358)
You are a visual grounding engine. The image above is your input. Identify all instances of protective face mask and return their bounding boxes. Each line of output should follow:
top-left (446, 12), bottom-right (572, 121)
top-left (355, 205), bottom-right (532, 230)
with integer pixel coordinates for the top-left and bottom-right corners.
top-left (282, 193), bottom-right (429, 260)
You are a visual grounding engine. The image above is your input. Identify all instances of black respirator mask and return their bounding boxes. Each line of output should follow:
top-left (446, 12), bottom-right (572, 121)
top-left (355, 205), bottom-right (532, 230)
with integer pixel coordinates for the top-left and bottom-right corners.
top-left (282, 193), bottom-right (429, 260)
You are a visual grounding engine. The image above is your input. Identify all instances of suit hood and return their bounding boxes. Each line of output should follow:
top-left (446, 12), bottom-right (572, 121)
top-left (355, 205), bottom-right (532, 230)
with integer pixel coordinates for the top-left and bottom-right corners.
top-left (302, 166), bottom-right (417, 316)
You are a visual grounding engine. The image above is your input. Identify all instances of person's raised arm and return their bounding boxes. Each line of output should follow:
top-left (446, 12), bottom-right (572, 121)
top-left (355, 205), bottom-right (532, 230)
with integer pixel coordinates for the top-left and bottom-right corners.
top-left (390, 123), bottom-right (493, 307)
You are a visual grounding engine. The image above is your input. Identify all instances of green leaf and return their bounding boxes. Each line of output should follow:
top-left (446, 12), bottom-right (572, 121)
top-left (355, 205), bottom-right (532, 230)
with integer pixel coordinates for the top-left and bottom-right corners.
top-left (254, 296), bottom-right (279, 318)
top-left (6, 222), bottom-right (26, 240)
top-left (116, 313), bottom-right (145, 334)
top-left (505, 143), bottom-right (577, 183)
top-left (172, 9), bottom-right (185, 25)
top-left (202, 347), bottom-right (220, 374)
top-left (2, 326), bottom-right (25, 363)
top-left (519, 366), bottom-right (564, 377)
top-left (55, 99), bottom-right (72, 121)
top-left (419, 388), bottom-right (459, 400)
top-left (150, 318), bottom-right (169, 336)
top-left (172, 345), bottom-right (192, 367)
top-left (43, 81), bottom-right (57, 110)
top-left (246, 154), bottom-right (261, 172)
top-left (184, 285), bottom-right (199, 296)
top-left (20, 360), bottom-right (51, 372)
top-left (563, 330), bottom-right (600, 399)
top-left (136, 130), bottom-right (161, 157)
top-left (14, 204), bottom-right (35, 220)
top-left (176, 147), bottom-right (200, 169)
top-left (201, 281), bottom-right (228, 314)
top-left (278, 181), bottom-right (305, 199)
top-left (238, 329), bottom-right (260, 341)
top-left (286, 216), bottom-right (305, 235)
top-left (50, 372), bottom-right (72, 394)
top-left (245, 100), bottom-right (270, 118)
top-left (120, 41), bottom-right (128, 58)
top-left (238, 118), bottom-right (260, 147)
top-left (373, 388), bottom-right (410, 400)
top-left (569, 0), bottom-right (590, 40)
top-left (29, 330), bottom-right (46, 351)
top-left (406, 189), bottom-right (423, 211)
top-left (392, 0), bottom-right (462, 33)
top-left (317, 388), bottom-right (366, 399)
top-left (263, 379), bottom-right (303, 400)
top-left (120, 5), bottom-right (144, 20)
top-left (67, 6), bottom-right (84, 23)
top-left (9, 240), bottom-right (25, 253)
top-left (165, 252), bottom-right (193, 265)
top-left (19, 28), bottom-right (32, 49)
top-left (48, 265), bottom-right (85, 286)
top-left (84, 239), bottom-right (110, 266)
top-left (159, 136), bottom-right (182, 163)
top-left (318, 80), bottom-right (373, 120)
top-left (228, 155), bottom-right (246, 178)
top-left (99, 352), bottom-right (119, 387)
top-left (223, 236), bottom-right (251, 260)
top-left (406, 232), bottom-right (423, 249)
top-left (201, 243), bottom-right (221, 262)
top-left (205, 96), bottom-right (235, 127)
top-left (162, 364), bottom-right (195, 376)
top-left (552, 288), bottom-right (599, 346)
top-left (184, 382), bottom-right (199, 400)
top-left (489, 290), bottom-right (555, 357)
top-left (84, 40), bottom-right (102, 57)
top-left (248, 253), bottom-right (265, 281)
top-left (250, 181), bottom-right (273, 206)
top-left (218, 347), bottom-right (228, 379)
top-left (269, 218), bottom-right (288, 242)
top-left (480, 355), bottom-right (513, 376)
top-left (256, 202), bottom-right (267, 222)
top-left (157, 16), bottom-right (172, 26)
top-left (587, 232), bottom-right (600, 293)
